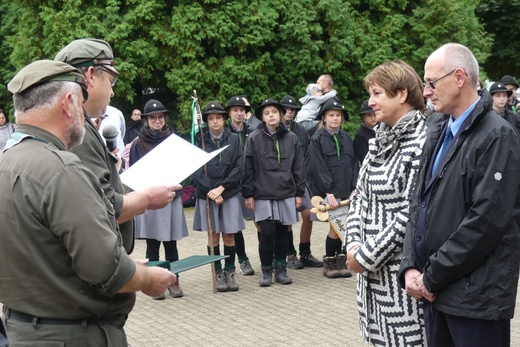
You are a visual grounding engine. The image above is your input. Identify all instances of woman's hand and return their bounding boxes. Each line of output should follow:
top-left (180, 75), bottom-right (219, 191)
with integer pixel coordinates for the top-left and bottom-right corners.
top-left (346, 246), bottom-right (365, 273)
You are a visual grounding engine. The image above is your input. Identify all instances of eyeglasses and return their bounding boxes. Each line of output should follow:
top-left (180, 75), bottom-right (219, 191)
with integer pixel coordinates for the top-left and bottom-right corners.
top-left (148, 115), bottom-right (165, 122)
top-left (97, 66), bottom-right (118, 87)
top-left (423, 69), bottom-right (456, 90)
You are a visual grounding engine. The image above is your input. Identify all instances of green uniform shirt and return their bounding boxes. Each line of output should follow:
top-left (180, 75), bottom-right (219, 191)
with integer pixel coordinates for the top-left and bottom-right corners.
top-left (0, 124), bottom-right (136, 319)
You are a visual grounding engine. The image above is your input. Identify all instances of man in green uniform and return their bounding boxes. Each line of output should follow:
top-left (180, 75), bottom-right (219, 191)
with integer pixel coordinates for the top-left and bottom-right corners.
top-left (54, 38), bottom-right (174, 253)
top-left (0, 60), bottom-right (177, 346)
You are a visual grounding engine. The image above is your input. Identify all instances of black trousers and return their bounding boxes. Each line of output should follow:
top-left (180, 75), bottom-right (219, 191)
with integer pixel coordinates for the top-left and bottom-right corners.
top-left (424, 301), bottom-right (510, 347)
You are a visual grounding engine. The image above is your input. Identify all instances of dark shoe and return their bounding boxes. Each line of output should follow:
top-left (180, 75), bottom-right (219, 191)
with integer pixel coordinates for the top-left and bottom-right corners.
top-left (323, 256), bottom-right (341, 278)
top-left (225, 269), bottom-right (239, 291)
top-left (259, 266), bottom-right (273, 287)
top-left (300, 253), bottom-right (323, 267)
top-left (239, 259), bottom-right (255, 275)
top-left (152, 292), bottom-right (165, 300)
top-left (286, 254), bottom-right (304, 269)
top-left (168, 279), bottom-right (184, 298)
top-left (274, 263), bottom-right (293, 285)
top-left (336, 254), bottom-right (352, 278)
top-left (216, 270), bottom-right (229, 292)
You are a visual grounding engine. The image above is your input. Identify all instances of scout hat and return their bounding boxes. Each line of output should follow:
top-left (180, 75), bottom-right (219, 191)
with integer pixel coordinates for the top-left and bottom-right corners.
top-left (499, 75), bottom-right (519, 89)
top-left (489, 82), bottom-right (513, 97)
top-left (202, 101), bottom-right (228, 123)
top-left (142, 99), bottom-right (169, 116)
top-left (280, 95), bottom-right (301, 110)
top-left (54, 38), bottom-right (119, 75)
top-left (318, 98), bottom-right (349, 121)
top-left (225, 96), bottom-right (251, 113)
top-left (358, 99), bottom-right (373, 116)
top-left (254, 98), bottom-right (286, 120)
top-left (8, 59), bottom-right (88, 101)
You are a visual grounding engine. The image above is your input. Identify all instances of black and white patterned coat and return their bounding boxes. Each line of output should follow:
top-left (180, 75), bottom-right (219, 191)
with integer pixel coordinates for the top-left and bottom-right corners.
top-left (346, 109), bottom-right (427, 347)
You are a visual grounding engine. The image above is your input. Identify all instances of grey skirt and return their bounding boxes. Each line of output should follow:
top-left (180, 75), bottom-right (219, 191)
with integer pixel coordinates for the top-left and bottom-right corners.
top-left (193, 194), bottom-right (245, 233)
top-left (254, 198), bottom-right (299, 225)
top-left (135, 194), bottom-right (189, 241)
top-left (298, 184), bottom-right (313, 211)
top-left (240, 195), bottom-right (255, 220)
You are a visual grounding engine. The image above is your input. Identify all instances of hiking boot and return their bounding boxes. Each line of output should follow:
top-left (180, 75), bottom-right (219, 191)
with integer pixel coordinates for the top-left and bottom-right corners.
top-left (259, 266), bottom-right (273, 287)
top-left (152, 292), bottom-right (165, 300)
top-left (168, 279), bottom-right (184, 298)
top-left (286, 254), bottom-right (304, 269)
top-left (216, 270), bottom-right (228, 292)
top-left (300, 253), bottom-right (323, 267)
top-left (239, 259), bottom-right (255, 275)
top-left (225, 269), bottom-right (239, 291)
top-left (323, 256), bottom-right (341, 278)
top-left (336, 254), bottom-right (352, 278)
top-left (274, 263), bottom-right (292, 285)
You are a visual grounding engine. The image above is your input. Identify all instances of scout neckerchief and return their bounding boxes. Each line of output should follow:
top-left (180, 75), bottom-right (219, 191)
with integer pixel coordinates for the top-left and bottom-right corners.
top-left (260, 124), bottom-right (282, 163)
top-left (3, 131), bottom-right (46, 152)
top-left (210, 130), bottom-right (223, 163)
top-left (325, 126), bottom-right (341, 160)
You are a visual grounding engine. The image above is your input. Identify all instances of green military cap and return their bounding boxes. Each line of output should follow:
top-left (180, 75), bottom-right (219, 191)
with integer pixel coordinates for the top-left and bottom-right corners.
top-left (54, 38), bottom-right (118, 75)
top-left (8, 59), bottom-right (89, 101)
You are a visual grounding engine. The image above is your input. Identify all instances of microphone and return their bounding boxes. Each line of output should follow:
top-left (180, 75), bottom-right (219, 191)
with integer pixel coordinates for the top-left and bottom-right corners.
top-left (102, 125), bottom-right (118, 152)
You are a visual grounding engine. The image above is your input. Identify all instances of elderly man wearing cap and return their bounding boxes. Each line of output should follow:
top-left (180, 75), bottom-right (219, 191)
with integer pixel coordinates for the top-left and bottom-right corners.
top-left (499, 75), bottom-right (520, 112)
top-left (225, 96), bottom-right (256, 276)
top-left (192, 101), bottom-right (245, 292)
top-left (279, 95), bottom-right (323, 269)
top-left (54, 38), bottom-right (175, 254)
top-left (0, 60), bottom-right (175, 346)
top-left (353, 99), bottom-right (377, 164)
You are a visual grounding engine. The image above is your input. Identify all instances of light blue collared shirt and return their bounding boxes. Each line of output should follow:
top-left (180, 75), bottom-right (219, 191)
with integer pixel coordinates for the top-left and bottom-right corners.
top-left (432, 97), bottom-right (481, 174)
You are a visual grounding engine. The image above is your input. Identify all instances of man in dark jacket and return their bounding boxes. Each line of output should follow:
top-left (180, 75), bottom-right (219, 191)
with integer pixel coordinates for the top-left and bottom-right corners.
top-left (399, 43), bottom-right (520, 347)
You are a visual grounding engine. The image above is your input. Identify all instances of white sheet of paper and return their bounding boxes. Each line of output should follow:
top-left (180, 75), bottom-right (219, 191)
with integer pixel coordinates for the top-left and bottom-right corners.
top-left (120, 133), bottom-right (228, 191)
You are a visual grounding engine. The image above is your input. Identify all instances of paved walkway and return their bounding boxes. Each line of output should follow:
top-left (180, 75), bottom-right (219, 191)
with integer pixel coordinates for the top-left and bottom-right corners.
top-left (125, 208), bottom-right (520, 346)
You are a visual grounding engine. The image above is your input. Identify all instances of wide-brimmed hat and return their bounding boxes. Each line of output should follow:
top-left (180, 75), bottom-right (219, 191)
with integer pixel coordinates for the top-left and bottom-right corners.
top-left (489, 82), bottom-right (513, 97)
top-left (142, 99), bottom-right (169, 116)
top-left (280, 95), bottom-right (301, 110)
top-left (317, 98), bottom-right (349, 121)
top-left (225, 96), bottom-right (251, 113)
top-left (202, 101), bottom-right (228, 123)
top-left (54, 38), bottom-right (118, 75)
top-left (255, 98), bottom-right (286, 120)
top-left (358, 99), bottom-right (373, 116)
top-left (499, 75), bottom-right (519, 88)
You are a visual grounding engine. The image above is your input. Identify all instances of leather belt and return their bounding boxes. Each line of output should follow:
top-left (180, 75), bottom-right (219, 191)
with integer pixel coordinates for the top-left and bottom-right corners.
top-left (5, 308), bottom-right (126, 327)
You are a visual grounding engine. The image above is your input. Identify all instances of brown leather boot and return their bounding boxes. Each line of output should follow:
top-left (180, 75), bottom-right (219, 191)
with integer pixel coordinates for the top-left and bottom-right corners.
top-left (336, 254), bottom-right (352, 278)
top-left (322, 256), bottom-right (340, 278)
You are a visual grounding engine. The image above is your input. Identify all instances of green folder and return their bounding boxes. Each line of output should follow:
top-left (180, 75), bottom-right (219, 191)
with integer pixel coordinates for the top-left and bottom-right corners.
top-left (147, 255), bottom-right (228, 273)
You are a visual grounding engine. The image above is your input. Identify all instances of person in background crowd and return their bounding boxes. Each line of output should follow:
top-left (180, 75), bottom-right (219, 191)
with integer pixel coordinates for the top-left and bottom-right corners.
top-left (280, 95), bottom-right (323, 269)
top-left (99, 105), bottom-right (126, 153)
top-left (242, 96), bottom-right (261, 130)
top-left (307, 99), bottom-right (356, 279)
top-left (0, 59), bottom-right (176, 346)
top-left (353, 99), bottom-right (377, 165)
top-left (192, 101), bottom-right (244, 292)
top-left (346, 60), bottom-right (427, 346)
top-left (55, 38), bottom-right (173, 254)
top-left (124, 108), bottom-right (143, 144)
top-left (129, 99), bottom-right (189, 300)
top-left (489, 82), bottom-right (520, 133)
top-left (243, 98), bottom-right (306, 287)
top-left (296, 75), bottom-right (338, 136)
top-left (0, 109), bottom-right (15, 151)
top-left (225, 96), bottom-right (255, 276)
top-left (499, 75), bottom-right (519, 113)
top-left (400, 43), bottom-right (520, 347)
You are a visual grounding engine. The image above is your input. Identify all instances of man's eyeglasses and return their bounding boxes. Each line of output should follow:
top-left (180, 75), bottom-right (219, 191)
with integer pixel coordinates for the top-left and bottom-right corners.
top-left (148, 115), bottom-right (165, 122)
top-left (97, 66), bottom-right (118, 87)
top-left (423, 69), bottom-right (456, 90)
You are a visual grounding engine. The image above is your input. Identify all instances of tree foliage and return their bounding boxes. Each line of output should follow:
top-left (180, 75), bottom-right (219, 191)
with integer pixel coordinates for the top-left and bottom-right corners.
top-left (0, 0), bottom-right (491, 135)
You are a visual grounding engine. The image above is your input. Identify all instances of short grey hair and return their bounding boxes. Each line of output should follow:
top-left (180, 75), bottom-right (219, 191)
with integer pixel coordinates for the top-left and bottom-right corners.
top-left (440, 43), bottom-right (479, 88)
top-left (13, 81), bottom-right (81, 114)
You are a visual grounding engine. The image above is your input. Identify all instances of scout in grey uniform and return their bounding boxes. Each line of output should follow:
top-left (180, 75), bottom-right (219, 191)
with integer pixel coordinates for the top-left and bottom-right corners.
top-left (54, 38), bottom-right (174, 254)
top-left (0, 60), bottom-right (176, 346)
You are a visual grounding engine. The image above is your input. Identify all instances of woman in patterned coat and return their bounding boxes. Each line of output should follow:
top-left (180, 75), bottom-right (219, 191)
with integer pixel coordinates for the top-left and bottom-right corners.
top-left (345, 60), bottom-right (427, 346)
